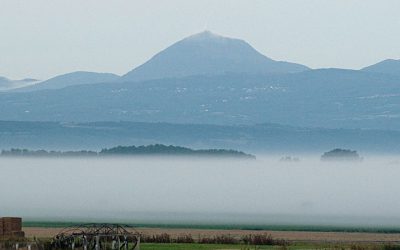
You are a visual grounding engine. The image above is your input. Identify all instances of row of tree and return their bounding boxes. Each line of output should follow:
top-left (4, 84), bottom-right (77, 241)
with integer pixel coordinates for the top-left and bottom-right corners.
top-left (0, 144), bottom-right (255, 158)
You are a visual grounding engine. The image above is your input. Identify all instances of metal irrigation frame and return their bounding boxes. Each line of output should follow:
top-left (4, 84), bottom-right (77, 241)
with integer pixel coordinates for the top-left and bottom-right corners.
top-left (51, 223), bottom-right (140, 250)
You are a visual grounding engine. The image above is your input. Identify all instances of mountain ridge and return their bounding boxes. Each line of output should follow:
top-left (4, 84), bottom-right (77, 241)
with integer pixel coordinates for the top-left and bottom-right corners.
top-left (121, 31), bottom-right (310, 82)
top-left (0, 31), bottom-right (399, 132)
top-left (0, 69), bottom-right (400, 130)
top-left (362, 59), bottom-right (400, 75)
top-left (15, 71), bottom-right (119, 92)
top-left (0, 76), bottom-right (39, 91)
top-left (4, 31), bottom-right (399, 92)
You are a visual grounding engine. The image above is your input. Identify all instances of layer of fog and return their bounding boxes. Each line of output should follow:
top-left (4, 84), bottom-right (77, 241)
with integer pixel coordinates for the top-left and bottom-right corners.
top-left (1, 156), bottom-right (400, 227)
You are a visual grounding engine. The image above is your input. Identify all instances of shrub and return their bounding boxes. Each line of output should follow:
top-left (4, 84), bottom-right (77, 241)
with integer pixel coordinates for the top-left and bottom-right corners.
top-left (241, 234), bottom-right (287, 246)
top-left (199, 235), bottom-right (238, 244)
top-left (140, 233), bottom-right (171, 243)
top-left (175, 234), bottom-right (194, 243)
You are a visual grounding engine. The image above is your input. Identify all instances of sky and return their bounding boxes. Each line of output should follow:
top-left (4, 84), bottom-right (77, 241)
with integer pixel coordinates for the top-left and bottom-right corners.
top-left (1, 0), bottom-right (400, 80)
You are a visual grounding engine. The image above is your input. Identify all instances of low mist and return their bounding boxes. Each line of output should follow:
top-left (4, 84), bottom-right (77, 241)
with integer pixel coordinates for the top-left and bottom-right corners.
top-left (1, 156), bottom-right (400, 227)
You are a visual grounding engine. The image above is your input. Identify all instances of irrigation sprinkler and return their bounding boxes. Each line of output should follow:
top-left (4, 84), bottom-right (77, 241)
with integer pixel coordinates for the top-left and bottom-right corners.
top-left (51, 224), bottom-right (140, 250)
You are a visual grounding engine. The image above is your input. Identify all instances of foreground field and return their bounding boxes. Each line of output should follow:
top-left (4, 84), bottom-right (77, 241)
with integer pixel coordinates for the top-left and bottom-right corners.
top-left (23, 227), bottom-right (400, 243)
top-left (140, 243), bottom-right (275, 250)
top-left (139, 243), bottom-right (400, 250)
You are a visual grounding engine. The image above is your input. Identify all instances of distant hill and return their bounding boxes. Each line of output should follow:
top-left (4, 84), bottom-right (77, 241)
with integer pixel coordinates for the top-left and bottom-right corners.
top-left (16, 71), bottom-right (119, 92)
top-left (1, 69), bottom-right (400, 130)
top-left (121, 31), bottom-right (309, 82)
top-left (0, 77), bottom-right (11, 84)
top-left (0, 76), bottom-right (12, 90)
top-left (0, 76), bottom-right (38, 91)
top-left (362, 59), bottom-right (400, 75)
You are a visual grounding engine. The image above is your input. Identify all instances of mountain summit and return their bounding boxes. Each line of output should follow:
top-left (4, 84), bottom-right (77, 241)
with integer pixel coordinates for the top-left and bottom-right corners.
top-left (121, 31), bottom-right (309, 82)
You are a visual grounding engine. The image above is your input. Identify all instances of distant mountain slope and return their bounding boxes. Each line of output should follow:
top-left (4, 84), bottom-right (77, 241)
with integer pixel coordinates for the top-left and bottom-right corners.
top-left (0, 76), bottom-right (38, 91)
top-left (0, 69), bottom-right (399, 130)
top-left (16, 71), bottom-right (119, 92)
top-left (121, 31), bottom-right (309, 82)
top-left (362, 59), bottom-right (400, 75)
top-left (0, 77), bottom-right (12, 90)
top-left (0, 121), bottom-right (399, 153)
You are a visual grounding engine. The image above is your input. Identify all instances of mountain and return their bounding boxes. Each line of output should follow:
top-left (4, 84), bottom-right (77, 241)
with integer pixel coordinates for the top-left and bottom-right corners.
top-left (16, 71), bottom-right (119, 92)
top-left (0, 69), bottom-right (400, 130)
top-left (1, 32), bottom-right (399, 130)
top-left (121, 31), bottom-right (310, 82)
top-left (0, 76), bottom-right (38, 91)
top-left (362, 59), bottom-right (400, 75)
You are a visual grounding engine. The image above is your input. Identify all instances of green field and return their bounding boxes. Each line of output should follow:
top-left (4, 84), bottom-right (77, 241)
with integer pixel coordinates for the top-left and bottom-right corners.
top-left (141, 243), bottom-right (308, 250)
top-left (22, 221), bottom-right (400, 233)
top-left (141, 243), bottom-right (274, 250)
top-left (139, 243), bottom-right (395, 250)
top-left (19, 221), bottom-right (400, 250)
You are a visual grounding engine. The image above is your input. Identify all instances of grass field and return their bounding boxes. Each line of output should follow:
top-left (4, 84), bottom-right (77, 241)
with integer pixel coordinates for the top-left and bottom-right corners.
top-left (120, 243), bottom-right (317, 250)
top-left (136, 243), bottom-right (398, 250)
top-left (18, 222), bottom-right (400, 250)
top-left (140, 243), bottom-right (274, 250)
top-left (22, 221), bottom-right (400, 233)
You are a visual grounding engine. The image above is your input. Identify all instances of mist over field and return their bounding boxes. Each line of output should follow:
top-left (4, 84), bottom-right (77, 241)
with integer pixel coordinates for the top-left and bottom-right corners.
top-left (3, 4), bottom-right (400, 249)
top-left (1, 156), bottom-right (399, 227)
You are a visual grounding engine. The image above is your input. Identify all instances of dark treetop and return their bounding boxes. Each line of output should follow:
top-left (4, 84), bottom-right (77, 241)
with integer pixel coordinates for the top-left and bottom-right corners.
top-left (1, 144), bottom-right (255, 159)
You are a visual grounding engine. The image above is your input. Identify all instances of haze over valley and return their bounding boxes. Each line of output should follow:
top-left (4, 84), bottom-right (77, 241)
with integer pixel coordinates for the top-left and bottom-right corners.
top-left (1, 32), bottom-right (399, 225)
top-left (1, 2), bottom-right (400, 243)
top-left (1, 157), bottom-right (400, 227)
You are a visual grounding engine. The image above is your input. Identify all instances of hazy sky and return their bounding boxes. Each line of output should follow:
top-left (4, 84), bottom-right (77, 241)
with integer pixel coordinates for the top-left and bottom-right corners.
top-left (1, 0), bottom-right (400, 80)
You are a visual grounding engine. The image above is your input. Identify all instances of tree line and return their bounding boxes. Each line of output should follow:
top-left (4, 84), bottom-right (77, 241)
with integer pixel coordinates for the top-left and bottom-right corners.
top-left (0, 144), bottom-right (255, 158)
